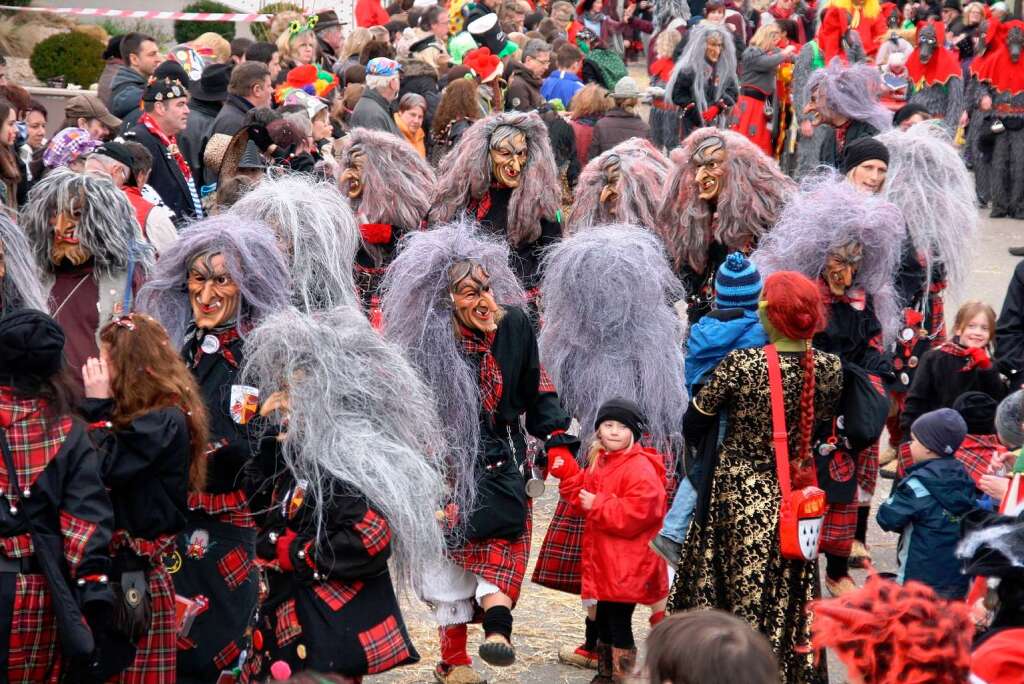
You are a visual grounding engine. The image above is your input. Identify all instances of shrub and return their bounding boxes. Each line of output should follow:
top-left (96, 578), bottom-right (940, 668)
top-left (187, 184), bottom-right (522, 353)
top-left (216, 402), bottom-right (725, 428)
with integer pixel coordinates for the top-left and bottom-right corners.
top-left (30, 30), bottom-right (104, 87)
top-left (174, 0), bottom-right (236, 44)
top-left (251, 2), bottom-right (303, 41)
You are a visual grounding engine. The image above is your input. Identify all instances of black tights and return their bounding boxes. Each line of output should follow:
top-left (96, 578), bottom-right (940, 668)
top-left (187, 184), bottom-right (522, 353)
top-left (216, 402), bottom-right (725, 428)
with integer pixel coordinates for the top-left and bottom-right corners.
top-left (595, 601), bottom-right (636, 649)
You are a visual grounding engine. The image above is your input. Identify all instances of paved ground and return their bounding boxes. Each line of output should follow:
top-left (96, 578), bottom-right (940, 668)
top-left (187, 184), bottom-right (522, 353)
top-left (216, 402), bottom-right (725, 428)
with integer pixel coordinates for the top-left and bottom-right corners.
top-left (366, 207), bottom-right (1021, 684)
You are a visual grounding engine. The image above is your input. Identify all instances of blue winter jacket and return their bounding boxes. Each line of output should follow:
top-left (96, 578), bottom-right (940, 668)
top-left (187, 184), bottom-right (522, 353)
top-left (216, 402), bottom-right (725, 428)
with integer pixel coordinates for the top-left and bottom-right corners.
top-left (685, 309), bottom-right (768, 393)
top-left (877, 457), bottom-right (977, 599)
top-left (541, 70), bottom-right (584, 108)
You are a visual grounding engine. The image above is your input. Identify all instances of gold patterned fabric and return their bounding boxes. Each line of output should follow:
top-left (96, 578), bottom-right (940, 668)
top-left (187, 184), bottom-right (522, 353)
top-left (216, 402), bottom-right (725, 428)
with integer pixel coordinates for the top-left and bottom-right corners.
top-left (667, 347), bottom-right (843, 684)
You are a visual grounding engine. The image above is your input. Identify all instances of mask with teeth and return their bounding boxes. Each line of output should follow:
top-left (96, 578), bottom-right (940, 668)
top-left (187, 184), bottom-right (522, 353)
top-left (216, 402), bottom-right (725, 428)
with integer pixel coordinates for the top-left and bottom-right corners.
top-left (823, 241), bottom-right (863, 297)
top-left (598, 154), bottom-right (622, 215)
top-left (339, 144), bottom-right (366, 200)
top-left (187, 252), bottom-right (241, 330)
top-left (691, 135), bottom-right (726, 201)
top-left (50, 204), bottom-right (90, 267)
top-left (448, 260), bottom-right (500, 333)
top-left (489, 128), bottom-right (528, 189)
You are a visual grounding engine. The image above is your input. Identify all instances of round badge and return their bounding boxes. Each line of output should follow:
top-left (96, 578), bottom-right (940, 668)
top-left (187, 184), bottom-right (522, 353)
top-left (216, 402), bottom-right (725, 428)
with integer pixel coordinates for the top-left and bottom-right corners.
top-left (900, 327), bottom-right (914, 341)
top-left (164, 551), bottom-right (183, 574)
top-left (908, 355), bottom-right (919, 368)
top-left (836, 415), bottom-right (845, 431)
top-left (900, 372), bottom-right (910, 385)
top-left (201, 335), bottom-right (220, 354)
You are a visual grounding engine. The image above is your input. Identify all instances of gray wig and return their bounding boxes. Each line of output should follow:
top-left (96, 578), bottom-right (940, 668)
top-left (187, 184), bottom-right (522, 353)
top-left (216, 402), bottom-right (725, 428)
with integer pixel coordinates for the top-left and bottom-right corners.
top-left (429, 111), bottom-right (561, 248)
top-left (229, 175), bottom-right (360, 313)
top-left (380, 218), bottom-right (526, 520)
top-left (654, 0), bottom-right (690, 31)
top-left (876, 122), bottom-right (976, 297)
top-left (22, 168), bottom-right (154, 279)
top-left (567, 138), bottom-right (670, 233)
top-left (137, 215), bottom-right (292, 346)
top-left (241, 306), bottom-right (448, 592)
top-left (539, 224), bottom-right (687, 452)
top-left (665, 23), bottom-right (739, 115)
top-left (805, 58), bottom-right (893, 133)
top-left (337, 127), bottom-right (435, 230)
top-left (0, 214), bottom-right (47, 312)
top-left (753, 172), bottom-right (905, 343)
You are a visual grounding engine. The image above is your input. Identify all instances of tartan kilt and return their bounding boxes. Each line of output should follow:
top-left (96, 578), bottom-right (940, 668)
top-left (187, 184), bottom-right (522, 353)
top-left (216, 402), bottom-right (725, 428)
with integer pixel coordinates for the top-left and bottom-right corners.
top-left (449, 510), bottom-right (532, 605)
top-left (856, 444), bottom-right (880, 499)
top-left (5, 573), bottom-right (61, 684)
top-left (115, 562), bottom-right (176, 683)
top-left (820, 502), bottom-right (858, 557)
top-left (531, 499), bottom-right (584, 594)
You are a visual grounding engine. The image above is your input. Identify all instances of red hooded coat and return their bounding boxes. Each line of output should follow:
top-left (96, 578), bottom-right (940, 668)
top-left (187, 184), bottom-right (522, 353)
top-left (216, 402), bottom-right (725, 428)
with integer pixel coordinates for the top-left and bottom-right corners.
top-left (975, 19), bottom-right (1024, 95)
top-left (906, 21), bottom-right (962, 87)
top-left (554, 443), bottom-right (668, 604)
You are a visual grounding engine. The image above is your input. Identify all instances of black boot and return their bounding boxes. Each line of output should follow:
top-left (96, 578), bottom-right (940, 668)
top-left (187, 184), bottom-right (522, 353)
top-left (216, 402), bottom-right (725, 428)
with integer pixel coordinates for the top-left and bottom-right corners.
top-left (589, 642), bottom-right (613, 683)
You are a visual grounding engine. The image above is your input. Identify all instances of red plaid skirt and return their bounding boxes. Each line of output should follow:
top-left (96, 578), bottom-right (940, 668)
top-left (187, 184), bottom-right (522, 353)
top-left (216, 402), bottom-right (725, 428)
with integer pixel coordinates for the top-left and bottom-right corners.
top-left (531, 499), bottom-right (584, 594)
top-left (450, 514), bottom-right (532, 604)
top-left (856, 444), bottom-right (879, 498)
top-left (7, 573), bottom-right (61, 684)
top-left (115, 562), bottom-right (176, 683)
top-left (820, 502), bottom-right (858, 557)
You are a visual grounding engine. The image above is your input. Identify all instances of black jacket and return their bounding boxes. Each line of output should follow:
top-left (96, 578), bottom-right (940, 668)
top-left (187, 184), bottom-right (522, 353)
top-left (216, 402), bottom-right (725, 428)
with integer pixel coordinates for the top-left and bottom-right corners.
top-left (125, 122), bottom-right (200, 224)
top-left (814, 295), bottom-right (893, 378)
top-left (80, 400), bottom-right (190, 542)
top-left (476, 185), bottom-right (562, 292)
top-left (819, 119), bottom-right (879, 169)
top-left (542, 109), bottom-right (580, 188)
top-left (670, 63), bottom-right (739, 133)
top-left (996, 259), bottom-right (1024, 385)
top-left (182, 99), bottom-right (221, 191)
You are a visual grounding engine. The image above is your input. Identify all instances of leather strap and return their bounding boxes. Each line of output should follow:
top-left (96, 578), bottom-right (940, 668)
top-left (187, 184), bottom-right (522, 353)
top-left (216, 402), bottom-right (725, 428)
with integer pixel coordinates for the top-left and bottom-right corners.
top-left (764, 344), bottom-right (792, 498)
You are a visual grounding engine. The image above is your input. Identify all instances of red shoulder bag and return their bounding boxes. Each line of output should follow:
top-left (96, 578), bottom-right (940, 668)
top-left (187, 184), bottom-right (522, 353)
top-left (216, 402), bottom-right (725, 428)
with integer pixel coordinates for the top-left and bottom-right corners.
top-left (765, 344), bottom-right (826, 562)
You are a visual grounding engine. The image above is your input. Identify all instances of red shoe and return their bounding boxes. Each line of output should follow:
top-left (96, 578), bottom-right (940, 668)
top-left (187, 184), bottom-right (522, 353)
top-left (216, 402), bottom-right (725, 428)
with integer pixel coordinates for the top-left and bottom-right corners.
top-left (558, 643), bottom-right (598, 670)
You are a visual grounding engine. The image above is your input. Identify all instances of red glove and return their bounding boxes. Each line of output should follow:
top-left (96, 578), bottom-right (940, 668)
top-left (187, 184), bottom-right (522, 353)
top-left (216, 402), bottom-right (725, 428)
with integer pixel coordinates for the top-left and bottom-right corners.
top-left (547, 446), bottom-right (575, 479)
top-left (702, 104), bottom-right (720, 122)
top-left (967, 345), bottom-right (993, 370)
top-left (275, 529), bottom-right (298, 572)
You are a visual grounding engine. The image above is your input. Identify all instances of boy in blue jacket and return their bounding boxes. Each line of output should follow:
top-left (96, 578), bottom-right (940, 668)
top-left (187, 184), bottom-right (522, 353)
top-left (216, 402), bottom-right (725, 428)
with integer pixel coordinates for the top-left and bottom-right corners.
top-left (877, 408), bottom-right (978, 599)
top-left (650, 253), bottom-right (767, 566)
top-left (540, 44), bottom-right (584, 108)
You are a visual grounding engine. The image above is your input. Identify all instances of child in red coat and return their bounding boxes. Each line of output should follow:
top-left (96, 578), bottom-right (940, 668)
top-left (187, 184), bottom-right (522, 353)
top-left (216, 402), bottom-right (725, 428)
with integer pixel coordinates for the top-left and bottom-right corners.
top-left (549, 397), bottom-right (668, 683)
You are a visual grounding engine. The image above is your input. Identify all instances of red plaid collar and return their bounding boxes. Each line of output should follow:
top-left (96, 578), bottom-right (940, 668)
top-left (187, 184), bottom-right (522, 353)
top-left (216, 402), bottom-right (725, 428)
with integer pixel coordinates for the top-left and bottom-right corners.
top-left (458, 325), bottom-right (503, 413)
top-left (191, 326), bottom-right (244, 369)
top-left (818, 279), bottom-right (866, 310)
top-left (0, 388), bottom-right (71, 493)
top-left (938, 341), bottom-right (992, 372)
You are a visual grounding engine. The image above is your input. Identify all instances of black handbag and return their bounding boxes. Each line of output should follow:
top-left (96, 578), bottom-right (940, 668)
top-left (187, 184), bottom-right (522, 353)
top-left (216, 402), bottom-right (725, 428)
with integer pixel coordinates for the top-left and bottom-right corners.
top-left (110, 568), bottom-right (151, 643)
top-left (839, 363), bottom-right (890, 453)
top-left (464, 457), bottom-right (527, 542)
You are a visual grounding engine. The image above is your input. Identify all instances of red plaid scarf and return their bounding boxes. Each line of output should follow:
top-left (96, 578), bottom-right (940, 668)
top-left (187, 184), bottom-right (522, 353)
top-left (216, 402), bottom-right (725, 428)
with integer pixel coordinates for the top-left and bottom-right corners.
top-left (191, 327), bottom-right (243, 369)
top-left (458, 325), bottom-right (503, 414)
top-left (0, 388), bottom-right (71, 492)
top-left (139, 112), bottom-right (192, 182)
top-left (819, 280), bottom-right (867, 311)
top-left (938, 341), bottom-right (992, 372)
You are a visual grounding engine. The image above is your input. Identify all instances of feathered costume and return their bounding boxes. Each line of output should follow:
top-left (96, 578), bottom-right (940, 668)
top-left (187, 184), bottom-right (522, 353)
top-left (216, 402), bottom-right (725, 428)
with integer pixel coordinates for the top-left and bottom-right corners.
top-left (239, 306), bottom-right (448, 679)
top-left (532, 224), bottom-right (686, 596)
top-left (566, 138), bottom-right (670, 233)
top-left (656, 128), bottom-right (795, 323)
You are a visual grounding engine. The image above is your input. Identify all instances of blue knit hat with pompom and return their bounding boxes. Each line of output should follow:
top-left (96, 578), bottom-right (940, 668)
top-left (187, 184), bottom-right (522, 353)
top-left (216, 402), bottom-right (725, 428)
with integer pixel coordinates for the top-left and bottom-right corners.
top-left (715, 252), bottom-right (762, 311)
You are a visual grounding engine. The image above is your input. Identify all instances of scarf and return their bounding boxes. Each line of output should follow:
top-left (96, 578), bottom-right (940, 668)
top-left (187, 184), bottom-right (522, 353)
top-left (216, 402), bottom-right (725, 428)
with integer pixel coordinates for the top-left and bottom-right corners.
top-left (0, 388), bottom-right (72, 494)
top-left (458, 324), bottom-right (503, 414)
top-left (939, 341), bottom-right (993, 372)
top-left (139, 112), bottom-right (192, 182)
top-left (188, 324), bottom-right (243, 369)
top-left (819, 279), bottom-right (867, 311)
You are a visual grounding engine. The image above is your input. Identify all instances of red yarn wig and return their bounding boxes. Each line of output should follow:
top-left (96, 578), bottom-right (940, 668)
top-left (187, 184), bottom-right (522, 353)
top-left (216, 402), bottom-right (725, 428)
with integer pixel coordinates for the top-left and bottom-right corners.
top-left (811, 575), bottom-right (974, 684)
top-left (761, 271), bottom-right (828, 464)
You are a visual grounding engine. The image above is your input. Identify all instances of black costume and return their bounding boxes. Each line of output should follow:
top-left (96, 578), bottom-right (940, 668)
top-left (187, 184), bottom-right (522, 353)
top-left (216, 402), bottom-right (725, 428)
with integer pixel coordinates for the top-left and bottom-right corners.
top-left (355, 225), bottom-right (405, 327)
top-left (670, 64), bottom-right (739, 135)
top-left (996, 259), bottom-right (1024, 385)
top-left (819, 120), bottom-right (879, 168)
top-left (124, 123), bottom-right (201, 225)
top-left (172, 328), bottom-right (259, 683)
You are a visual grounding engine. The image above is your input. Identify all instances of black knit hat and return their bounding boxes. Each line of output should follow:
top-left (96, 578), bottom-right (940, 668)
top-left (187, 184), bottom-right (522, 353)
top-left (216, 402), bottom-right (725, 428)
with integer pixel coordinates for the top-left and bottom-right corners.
top-left (911, 408), bottom-right (967, 457)
top-left (142, 76), bottom-right (188, 103)
top-left (0, 309), bottom-right (65, 379)
top-left (595, 397), bottom-right (646, 441)
top-left (953, 391), bottom-right (998, 435)
top-left (841, 137), bottom-right (890, 174)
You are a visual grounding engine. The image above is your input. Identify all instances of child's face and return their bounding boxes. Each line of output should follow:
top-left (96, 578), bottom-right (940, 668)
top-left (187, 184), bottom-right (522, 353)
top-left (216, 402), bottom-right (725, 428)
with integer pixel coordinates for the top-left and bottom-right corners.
top-left (597, 420), bottom-right (633, 452)
top-left (909, 434), bottom-right (936, 463)
top-left (957, 312), bottom-right (991, 349)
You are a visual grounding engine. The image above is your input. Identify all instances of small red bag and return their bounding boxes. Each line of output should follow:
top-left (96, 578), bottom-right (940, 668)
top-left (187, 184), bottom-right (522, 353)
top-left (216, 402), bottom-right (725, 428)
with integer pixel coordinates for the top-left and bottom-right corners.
top-left (765, 344), bottom-right (826, 562)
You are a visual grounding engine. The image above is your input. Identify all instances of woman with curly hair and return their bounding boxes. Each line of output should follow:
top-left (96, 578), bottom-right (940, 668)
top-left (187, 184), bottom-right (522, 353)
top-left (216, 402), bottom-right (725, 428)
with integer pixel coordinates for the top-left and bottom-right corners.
top-left (430, 79), bottom-right (483, 165)
top-left (568, 83), bottom-right (613, 168)
top-left (667, 270), bottom-right (843, 684)
top-left (80, 314), bottom-right (209, 683)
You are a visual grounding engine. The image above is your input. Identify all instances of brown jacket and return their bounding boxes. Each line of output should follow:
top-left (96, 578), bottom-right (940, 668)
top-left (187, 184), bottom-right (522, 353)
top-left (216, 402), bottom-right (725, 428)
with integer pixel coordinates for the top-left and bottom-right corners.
top-left (506, 62), bottom-right (545, 112)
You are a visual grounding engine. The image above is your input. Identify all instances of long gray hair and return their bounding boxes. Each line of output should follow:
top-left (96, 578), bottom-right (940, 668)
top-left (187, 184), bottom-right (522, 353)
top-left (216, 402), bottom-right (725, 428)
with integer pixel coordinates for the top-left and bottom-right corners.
top-left (876, 122), bottom-right (976, 297)
top-left (753, 172), bottom-right (905, 343)
top-left (380, 218), bottom-right (526, 521)
top-left (805, 58), bottom-right (893, 133)
top-left (539, 224), bottom-right (687, 453)
top-left (241, 306), bottom-right (448, 593)
top-left (229, 175), bottom-right (360, 313)
top-left (0, 213), bottom-right (47, 312)
top-left (665, 23), bottom-right (739, 115)
top-left (567, 138), bottom-right (670, 233)
top-left (137, 215), bottom-right (292, 346)
top-left (21, 168), bottom-right (154, 279)
top-left (429, 111), bottom-right (561, 248)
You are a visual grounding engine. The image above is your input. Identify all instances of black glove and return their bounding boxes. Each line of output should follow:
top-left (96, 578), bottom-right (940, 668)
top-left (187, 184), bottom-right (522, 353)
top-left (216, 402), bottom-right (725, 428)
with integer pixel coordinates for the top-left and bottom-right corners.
top-left (80, 600), bottom-right (137, 684)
